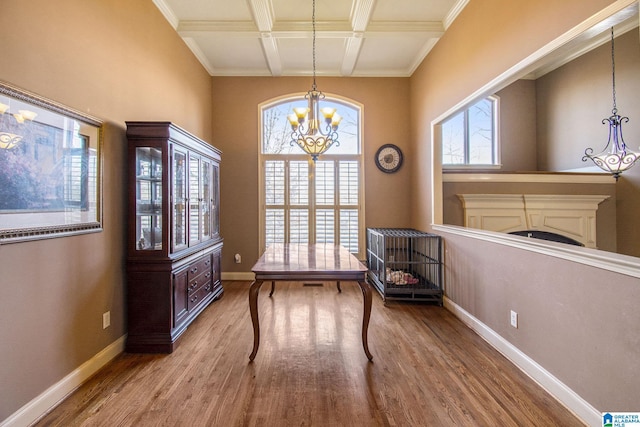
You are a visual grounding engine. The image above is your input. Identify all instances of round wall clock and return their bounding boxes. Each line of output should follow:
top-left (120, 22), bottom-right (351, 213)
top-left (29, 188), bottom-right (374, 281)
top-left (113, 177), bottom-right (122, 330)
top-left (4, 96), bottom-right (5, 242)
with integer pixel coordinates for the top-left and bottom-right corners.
top-left (375, 144), bottom-right (403, 173)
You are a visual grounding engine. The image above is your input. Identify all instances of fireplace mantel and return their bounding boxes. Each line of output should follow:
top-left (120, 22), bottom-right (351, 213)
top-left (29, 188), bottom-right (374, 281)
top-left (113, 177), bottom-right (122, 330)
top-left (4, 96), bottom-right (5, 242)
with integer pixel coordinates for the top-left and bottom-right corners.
top-left (457, 194), bottom-right (610, 248)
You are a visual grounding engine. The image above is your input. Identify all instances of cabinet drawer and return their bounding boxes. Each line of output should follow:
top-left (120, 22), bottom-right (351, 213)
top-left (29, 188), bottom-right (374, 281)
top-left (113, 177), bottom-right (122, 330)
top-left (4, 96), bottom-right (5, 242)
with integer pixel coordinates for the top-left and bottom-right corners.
top-left (187, 268), bottom-right (212, 294)
top-left (187, 280), bottom-right (213, 311)
top-left (187, 255), bottom-right (212, 282)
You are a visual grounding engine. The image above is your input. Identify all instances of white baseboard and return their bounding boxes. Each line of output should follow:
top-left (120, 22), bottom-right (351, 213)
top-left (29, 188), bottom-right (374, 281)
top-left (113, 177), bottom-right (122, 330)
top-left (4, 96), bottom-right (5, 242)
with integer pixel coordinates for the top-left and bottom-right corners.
top-left (2, 301), bottom-right (601, 426)
top-left (1, 335), bottom-right (126, 427)
top-left (444, 297), bottom-right (600, 427)
top-left (222, 271), bottom-right (255, 281)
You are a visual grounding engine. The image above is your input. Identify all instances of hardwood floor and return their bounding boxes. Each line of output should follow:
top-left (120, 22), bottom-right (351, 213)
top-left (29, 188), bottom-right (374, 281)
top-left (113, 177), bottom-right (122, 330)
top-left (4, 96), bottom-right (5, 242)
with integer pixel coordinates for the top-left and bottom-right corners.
top-left (35, 281), bottom-right (584, 426)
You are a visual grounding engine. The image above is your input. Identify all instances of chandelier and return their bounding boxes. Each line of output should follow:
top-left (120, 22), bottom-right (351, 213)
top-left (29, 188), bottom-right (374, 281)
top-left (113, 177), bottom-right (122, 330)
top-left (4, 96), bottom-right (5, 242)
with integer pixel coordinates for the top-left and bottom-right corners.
top-left (583, 27), bottom-right (640, 180)
top-left (288, 0), bottom-right (342, 161)
top-left (0, 101), bottom-right (37, 149)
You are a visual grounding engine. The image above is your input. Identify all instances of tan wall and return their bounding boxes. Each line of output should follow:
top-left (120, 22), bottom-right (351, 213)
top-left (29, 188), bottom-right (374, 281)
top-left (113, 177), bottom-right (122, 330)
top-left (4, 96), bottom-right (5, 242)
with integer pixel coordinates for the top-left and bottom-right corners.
top-left (0, 0), bottom-right (212, 419)
top-left (445, 30), bottom-right (640, 257)
top-left (536, 30), bottom-right (640, 257)
top-left (495, 80), bottom-right (538, 171)
top-left (211, 77), bottom-right (412, 272)
top-left (2, 0), bottom-right (638, 421)
top-left (444, 79), bottom-right (539, 171)
top-left (410, 0), bottom-right (639, 412)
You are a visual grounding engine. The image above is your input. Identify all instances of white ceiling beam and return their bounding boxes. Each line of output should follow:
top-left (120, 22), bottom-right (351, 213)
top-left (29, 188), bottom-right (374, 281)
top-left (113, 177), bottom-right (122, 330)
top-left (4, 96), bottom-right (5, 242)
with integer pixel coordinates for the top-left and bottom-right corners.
top-left (178, 20), bottom-right (443, 38)
top-left (271, 20), bottom-right (353, 35)
top-left (177, 21), bottom-right (258, 36)
top-left (341, 32), bottom-right (364, 76)
top-left (247, 0), bottom-right (281, 76)
top-left (260, 33), bottom-right (283, 76)
top-left (166, 0), bottom-right (463, 77)
top-left (350, 0), bottom-right (376, 32)
top-left (248, 0), bottom-right (274, 32)
top-left (341, 0), bottom-right (376, 76)
top-left (366, 21), bottom-right (444, 35)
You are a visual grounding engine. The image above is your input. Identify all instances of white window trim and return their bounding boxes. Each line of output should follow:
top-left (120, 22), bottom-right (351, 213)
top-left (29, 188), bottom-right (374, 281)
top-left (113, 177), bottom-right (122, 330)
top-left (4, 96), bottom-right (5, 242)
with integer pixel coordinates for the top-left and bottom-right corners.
top-left (258, 94), bottom-right (366, 259)
top-left (442, 94), bottom-right (501, 170)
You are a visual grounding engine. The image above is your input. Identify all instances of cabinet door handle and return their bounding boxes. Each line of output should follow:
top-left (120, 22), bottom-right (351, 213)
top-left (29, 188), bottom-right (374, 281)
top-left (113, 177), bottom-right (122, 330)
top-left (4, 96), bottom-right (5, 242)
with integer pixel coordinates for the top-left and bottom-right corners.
top-left (205, 272), bottom-right (211, 279)
top-left (190, 266), bottom-right (198, 274)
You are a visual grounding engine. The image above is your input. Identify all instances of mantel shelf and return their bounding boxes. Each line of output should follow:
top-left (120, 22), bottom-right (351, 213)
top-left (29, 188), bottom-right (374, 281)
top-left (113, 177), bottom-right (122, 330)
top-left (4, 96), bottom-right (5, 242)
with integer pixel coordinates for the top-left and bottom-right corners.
top-left (443, 172), bottom-right (615, 184)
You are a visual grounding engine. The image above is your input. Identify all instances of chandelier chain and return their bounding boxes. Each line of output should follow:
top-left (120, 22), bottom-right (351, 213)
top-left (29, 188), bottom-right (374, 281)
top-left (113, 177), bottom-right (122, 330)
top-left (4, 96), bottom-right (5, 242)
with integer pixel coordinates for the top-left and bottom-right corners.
top-left (312, 0), bottom-right (317, 91)
top-left (287, 0), bottom-right (340, 161)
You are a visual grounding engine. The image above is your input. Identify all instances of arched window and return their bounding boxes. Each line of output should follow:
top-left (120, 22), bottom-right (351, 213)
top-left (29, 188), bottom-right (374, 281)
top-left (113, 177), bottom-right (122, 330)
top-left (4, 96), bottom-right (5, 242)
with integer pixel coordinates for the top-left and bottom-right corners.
top-left (259, 95), bottom-right (364, 257)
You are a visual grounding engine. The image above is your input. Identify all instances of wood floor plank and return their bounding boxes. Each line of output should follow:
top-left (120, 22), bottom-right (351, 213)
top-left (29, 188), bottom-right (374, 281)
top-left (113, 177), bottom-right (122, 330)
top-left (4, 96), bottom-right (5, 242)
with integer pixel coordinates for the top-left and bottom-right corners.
top-left (34, 281), bottom-right (585, 427)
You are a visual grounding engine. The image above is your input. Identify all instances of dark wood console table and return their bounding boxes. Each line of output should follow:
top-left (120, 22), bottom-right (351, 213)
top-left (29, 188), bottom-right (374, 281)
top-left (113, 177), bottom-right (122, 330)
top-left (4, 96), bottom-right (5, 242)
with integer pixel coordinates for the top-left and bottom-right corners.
top-left (249, 243), bottom-right (372, 361)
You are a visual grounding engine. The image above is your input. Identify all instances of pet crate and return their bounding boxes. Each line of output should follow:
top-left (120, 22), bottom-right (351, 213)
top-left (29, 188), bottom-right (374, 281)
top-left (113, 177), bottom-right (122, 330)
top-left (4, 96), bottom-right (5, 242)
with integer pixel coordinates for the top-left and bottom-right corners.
top-left (366, 228), bottom-right (443, 304)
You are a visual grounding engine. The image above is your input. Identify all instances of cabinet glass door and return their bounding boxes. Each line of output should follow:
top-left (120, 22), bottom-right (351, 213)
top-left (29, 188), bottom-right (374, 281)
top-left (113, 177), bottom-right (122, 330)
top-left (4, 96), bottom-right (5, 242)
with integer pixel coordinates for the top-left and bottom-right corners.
top-left (212, 163), bottom-right (220, 237)
top-left (189, 154), bottom-right (201, 245)
top-left (135, 147), bottom-right (162, 250)
top-left (201, 160), bottom-right (212, 241)
top-left (173, 147), bottom-right (187, 251)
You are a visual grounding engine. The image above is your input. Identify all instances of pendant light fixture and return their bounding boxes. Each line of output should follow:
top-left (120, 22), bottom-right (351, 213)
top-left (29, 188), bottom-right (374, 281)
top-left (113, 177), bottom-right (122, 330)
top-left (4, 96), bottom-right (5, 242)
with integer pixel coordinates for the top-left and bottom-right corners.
top-left (288, 0), bottom-right (342, 161)
top-left (583, 27), bottom-right (640, 180)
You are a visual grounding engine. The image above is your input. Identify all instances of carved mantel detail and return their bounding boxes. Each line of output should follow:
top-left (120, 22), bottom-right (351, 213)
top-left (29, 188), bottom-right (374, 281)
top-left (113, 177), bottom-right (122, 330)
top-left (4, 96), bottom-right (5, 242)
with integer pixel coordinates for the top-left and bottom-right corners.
top-left (457, 194), bottom-right (610, 248)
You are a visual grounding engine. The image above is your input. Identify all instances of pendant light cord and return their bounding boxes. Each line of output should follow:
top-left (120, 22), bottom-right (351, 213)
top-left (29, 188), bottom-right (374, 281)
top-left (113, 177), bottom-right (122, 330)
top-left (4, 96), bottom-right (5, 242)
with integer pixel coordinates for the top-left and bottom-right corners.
top-left (611, 27), bottom-right (617, 115)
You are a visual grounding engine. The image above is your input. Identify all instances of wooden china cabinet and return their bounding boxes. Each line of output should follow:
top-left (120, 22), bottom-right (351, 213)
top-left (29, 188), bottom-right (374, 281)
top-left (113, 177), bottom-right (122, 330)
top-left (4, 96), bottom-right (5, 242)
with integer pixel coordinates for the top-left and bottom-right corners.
top-left (125, 122), bottom-right (223, 353)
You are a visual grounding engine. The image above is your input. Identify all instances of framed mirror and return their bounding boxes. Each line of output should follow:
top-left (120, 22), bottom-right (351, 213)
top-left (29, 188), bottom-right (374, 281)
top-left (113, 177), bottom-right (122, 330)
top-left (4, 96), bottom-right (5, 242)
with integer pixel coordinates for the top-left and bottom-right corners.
top-left (431, 1), bottom-right (640, 276)
top-left (0, 80), bottom-right (103, 243)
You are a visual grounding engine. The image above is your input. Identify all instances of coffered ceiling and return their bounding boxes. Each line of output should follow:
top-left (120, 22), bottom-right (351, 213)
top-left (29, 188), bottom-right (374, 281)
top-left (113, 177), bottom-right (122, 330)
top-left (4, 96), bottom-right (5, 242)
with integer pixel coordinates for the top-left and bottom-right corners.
top-left (152, 0), bottom-right (468, 77)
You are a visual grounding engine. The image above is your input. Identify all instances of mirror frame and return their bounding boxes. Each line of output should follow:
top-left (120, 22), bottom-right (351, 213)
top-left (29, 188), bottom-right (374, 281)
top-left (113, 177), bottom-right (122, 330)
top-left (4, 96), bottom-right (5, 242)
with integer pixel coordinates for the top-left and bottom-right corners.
top-left (430, 0), bottom-right (640, 279)
top-left (0, 80), bottom-right (103, 243)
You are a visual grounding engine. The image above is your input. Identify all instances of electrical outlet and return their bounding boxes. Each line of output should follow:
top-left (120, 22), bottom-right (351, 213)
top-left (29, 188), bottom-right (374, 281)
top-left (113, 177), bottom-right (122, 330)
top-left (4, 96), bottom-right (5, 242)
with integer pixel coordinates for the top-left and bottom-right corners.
top-left (103, 311), bottom-right (111, 329)
top-left (234, 253), bottom-right (242, 263)
top-left (510, 310), bottom-right (518, 328)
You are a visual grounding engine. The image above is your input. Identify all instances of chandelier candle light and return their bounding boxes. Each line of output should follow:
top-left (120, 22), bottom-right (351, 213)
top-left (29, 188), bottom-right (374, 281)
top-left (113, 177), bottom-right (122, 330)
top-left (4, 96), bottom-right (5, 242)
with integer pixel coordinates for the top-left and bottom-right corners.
top-left (583, 27), bottom-right (640, 180)
top-left (288, 0), bottom-right (342, 161)
top-left (0, 101), bottom-right (37, 150)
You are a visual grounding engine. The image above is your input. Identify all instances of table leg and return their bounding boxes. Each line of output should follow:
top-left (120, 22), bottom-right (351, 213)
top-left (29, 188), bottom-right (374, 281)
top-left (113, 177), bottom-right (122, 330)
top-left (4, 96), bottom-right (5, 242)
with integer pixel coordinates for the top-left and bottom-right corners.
top-left (249, 280), bottom-right (264, 361)
top-left (336, 281), bottom-right (342, 293)
top-left (269, 281), bottom-right (275, 297)
top-left (357, 280), bottom-right (373, 361)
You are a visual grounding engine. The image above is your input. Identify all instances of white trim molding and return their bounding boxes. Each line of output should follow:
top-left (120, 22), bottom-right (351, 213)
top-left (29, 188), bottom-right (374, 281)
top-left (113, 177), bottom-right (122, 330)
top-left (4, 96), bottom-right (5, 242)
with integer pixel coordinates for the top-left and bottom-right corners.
top-left (1, 335), bottom-right (126, 427)
top-left (433, 224), bottom-right (640, 279)
top-left (444, 297), bottom-right (600, 426)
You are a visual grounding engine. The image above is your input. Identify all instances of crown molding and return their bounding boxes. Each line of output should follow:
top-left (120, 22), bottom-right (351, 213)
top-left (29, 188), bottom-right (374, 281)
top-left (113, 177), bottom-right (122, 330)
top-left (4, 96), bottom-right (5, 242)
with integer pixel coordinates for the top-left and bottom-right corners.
top-left (152, 0), bottom-right (179, 29)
